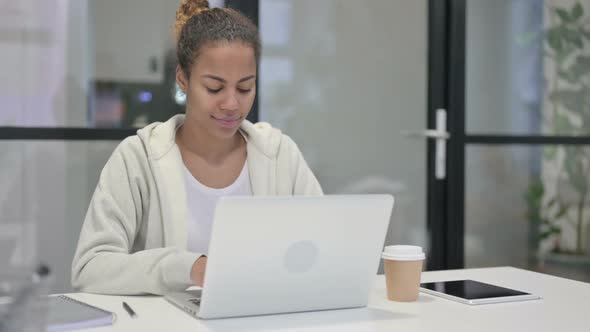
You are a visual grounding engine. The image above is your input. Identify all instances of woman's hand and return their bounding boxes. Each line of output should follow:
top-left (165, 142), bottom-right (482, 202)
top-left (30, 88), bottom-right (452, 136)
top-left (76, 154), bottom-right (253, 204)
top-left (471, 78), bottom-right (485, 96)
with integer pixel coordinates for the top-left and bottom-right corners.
top-left (190, 255), bottom-right (208, 287)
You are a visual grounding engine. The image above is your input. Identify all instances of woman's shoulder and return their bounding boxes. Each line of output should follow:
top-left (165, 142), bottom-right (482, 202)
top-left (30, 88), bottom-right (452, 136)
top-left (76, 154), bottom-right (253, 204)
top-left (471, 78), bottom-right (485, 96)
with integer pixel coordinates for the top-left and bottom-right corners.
top-left (241, 120), bottom-right (281, 138)
top-left (114, 115), bottom-right (183, 161)
top-left (114, 135), bottom-right (148, 160)
top-left (241, 120), bottom-right (299, 158)
top-left (99, 135), bottom-right (152, 180)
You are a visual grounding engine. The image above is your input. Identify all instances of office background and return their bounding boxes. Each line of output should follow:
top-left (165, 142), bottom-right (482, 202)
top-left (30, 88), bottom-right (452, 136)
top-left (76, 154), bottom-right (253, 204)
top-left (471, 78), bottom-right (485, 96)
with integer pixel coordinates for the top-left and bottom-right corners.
top-left (1, 0), bottom-right (589, 294)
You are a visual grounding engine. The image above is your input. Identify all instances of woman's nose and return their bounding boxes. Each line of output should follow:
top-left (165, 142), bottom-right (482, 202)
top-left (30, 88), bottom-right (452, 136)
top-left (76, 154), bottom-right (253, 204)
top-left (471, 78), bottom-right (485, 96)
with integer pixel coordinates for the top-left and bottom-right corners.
top-left (220, 91), bottom-right (239, 111)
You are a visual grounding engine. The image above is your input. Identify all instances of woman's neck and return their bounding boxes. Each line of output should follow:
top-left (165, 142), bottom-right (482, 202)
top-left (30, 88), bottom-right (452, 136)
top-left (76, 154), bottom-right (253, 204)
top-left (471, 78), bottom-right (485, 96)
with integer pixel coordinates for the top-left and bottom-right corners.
top-left (177, 117), bottom-right (243, 164)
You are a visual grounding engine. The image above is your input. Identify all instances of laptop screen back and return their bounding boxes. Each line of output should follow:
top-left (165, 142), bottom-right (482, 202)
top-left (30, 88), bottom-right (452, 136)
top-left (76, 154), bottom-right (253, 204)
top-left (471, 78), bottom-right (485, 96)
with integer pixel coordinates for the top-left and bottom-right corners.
top-left (198, 195), bottom-right (394, 319)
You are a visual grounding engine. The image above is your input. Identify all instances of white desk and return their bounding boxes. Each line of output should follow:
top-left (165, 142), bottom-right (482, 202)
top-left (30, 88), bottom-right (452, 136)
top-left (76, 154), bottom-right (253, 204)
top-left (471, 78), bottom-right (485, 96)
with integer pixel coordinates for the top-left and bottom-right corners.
top-left (66, 267), bottom-right (589, 332)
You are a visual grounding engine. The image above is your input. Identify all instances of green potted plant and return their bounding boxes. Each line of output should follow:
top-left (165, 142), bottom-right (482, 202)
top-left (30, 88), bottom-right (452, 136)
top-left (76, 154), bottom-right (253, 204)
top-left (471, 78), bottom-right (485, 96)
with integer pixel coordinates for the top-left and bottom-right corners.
top-left (532, 1), bottom-right (590, 264)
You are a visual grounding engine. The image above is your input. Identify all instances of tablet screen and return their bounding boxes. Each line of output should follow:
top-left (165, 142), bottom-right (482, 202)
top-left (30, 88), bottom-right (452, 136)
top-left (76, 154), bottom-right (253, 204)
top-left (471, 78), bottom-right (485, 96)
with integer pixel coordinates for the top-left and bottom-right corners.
top-left (420, 280), bottom-right (530, 300)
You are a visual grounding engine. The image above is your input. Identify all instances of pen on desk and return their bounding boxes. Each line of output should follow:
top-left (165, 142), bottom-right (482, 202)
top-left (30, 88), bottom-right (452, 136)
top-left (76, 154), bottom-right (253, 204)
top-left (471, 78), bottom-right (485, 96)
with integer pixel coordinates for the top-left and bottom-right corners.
top-left (122, 301), bottom-right (137, 318)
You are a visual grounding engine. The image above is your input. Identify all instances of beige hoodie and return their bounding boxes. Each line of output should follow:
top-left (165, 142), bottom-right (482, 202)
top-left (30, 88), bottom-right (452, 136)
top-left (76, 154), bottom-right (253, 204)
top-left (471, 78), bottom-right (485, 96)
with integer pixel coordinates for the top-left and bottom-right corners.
top-left (71, 115), bottom-right (322, 295)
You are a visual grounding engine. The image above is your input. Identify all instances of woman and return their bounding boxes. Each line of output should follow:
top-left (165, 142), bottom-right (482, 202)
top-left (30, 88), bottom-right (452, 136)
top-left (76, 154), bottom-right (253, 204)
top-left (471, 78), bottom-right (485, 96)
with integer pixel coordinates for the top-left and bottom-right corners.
top-left (71, 0), bottom-right (322, 295)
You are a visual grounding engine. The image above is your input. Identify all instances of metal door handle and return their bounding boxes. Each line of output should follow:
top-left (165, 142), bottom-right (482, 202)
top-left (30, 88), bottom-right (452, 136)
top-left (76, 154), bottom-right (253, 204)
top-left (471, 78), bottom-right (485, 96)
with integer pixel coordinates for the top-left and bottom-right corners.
top-left (401, 129), bottom-right (449, 139)
top-left (401, 109), bottom-right (449, 180)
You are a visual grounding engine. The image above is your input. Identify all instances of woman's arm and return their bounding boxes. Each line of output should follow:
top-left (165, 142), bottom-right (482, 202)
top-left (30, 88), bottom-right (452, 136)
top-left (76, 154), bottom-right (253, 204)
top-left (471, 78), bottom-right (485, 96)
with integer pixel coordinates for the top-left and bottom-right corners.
top-left (71, 138), bottom-right (201, 295)
top-left (281, 135), bottom-right (323, 196)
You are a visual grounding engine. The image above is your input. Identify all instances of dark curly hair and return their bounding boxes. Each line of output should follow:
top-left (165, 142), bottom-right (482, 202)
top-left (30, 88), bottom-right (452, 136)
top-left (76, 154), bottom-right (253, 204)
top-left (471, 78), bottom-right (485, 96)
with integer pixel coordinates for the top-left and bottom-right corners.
top-left (174, 0), bottom-right (260, 78)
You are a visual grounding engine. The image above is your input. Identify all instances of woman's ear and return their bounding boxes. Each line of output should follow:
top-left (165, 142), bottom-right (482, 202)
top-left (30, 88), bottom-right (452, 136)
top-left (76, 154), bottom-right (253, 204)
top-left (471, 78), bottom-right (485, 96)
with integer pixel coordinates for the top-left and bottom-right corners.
top-left (176, 65), bottom-right (189, 92)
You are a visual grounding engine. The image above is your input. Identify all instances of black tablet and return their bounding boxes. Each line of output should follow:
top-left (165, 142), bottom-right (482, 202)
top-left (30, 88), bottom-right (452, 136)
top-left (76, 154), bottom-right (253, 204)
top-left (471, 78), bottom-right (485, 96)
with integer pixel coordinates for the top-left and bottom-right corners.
top-left (420, 279), bottom-right (541, 305)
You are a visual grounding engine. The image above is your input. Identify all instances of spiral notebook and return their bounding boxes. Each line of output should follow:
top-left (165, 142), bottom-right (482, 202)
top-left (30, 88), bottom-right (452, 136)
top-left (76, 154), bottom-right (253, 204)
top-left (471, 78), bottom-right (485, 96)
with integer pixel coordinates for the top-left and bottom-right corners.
top-left (47, 295), bottom-right (115, 332)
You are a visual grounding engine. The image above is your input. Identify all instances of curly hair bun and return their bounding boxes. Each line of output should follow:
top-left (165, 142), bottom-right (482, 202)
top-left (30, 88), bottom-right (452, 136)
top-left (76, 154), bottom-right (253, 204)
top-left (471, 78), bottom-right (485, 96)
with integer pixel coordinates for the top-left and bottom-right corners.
top-left (174, 0), bottom-right (210, 40)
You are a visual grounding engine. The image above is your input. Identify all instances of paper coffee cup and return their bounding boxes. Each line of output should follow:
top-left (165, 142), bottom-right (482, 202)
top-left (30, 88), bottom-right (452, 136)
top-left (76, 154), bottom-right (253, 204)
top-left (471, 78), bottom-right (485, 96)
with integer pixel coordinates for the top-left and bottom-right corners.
top-left (382, 245), bottom-right (425, 302)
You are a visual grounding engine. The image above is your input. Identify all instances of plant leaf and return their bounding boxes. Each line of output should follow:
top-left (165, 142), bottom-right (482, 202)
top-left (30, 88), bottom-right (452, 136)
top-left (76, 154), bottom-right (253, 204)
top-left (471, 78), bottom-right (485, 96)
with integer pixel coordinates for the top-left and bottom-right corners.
top-left (557, 69), bottom-right (577, 84)
top-left (555, 205), bottom-right (568, 219)
top-left (550, 89), bottom-right (585, 115)
top-left (547, 27), bottom-right (564, 52)
top-left (544, 146), bottom-right (558, 159)
top-left (565, 28), bottom-right (584, 48)
top-left (572, 2), bottom-right (584, 21)
top-left (573, 34), bottom-right (583, 48)
top-left (556, 8), bottom-right (572, 22)
top-left (569, 55), bottom-right (590, 78)
top-left (553, 112), bottom-right (573, 134)
top-left (564, 147), bottom-right (588, 194)
top-left (539, 231), bottom-right (552, 240)
top-left (539, 226), bottom-right (561, 239)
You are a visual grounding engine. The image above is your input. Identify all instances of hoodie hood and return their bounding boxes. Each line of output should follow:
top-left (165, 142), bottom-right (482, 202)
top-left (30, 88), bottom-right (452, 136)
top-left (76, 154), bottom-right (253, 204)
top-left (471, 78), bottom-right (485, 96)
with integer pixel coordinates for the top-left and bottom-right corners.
top-left (136, 114), bottom-right (284, 160)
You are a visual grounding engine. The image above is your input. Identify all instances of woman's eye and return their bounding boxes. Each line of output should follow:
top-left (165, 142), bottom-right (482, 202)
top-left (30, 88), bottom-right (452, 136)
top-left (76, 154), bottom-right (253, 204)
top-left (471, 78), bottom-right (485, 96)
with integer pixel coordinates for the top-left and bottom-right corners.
top-left (206, 87), bottom-right (222, 94)
top-left (237, 88), bottom-right (252, 94)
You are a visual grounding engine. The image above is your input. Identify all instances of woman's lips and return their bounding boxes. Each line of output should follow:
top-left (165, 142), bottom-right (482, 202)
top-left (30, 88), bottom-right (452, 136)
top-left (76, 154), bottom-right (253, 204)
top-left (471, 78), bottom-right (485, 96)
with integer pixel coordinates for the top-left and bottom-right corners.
top-left (211, 115), bottom-right (241, 128)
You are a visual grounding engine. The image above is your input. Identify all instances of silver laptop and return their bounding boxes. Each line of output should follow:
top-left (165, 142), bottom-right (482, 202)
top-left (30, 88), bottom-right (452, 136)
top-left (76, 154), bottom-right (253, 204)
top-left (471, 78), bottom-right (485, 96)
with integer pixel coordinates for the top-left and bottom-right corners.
top-left (165, 195), bottom-right (394, 319)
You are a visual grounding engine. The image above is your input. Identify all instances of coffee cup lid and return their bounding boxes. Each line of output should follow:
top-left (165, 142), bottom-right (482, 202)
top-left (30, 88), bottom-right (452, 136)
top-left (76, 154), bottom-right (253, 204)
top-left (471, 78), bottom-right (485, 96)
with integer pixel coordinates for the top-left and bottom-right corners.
top-left (381, 245), bottom-right (425, 261)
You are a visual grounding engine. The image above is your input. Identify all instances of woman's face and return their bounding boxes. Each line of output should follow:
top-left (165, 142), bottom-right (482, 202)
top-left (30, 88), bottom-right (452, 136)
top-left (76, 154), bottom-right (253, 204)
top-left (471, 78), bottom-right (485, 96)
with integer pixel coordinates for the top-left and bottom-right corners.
top-left (177, 41), bottom-right (257, 139)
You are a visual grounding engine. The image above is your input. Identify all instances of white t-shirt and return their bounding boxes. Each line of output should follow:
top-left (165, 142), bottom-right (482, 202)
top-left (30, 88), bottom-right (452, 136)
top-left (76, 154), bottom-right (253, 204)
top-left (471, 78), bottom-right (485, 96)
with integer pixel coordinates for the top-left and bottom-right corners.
top-left (183, 161), bottom-right (252, 254)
